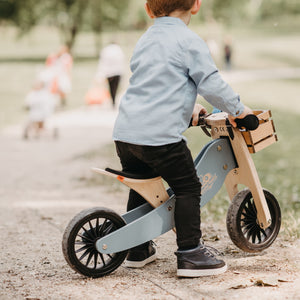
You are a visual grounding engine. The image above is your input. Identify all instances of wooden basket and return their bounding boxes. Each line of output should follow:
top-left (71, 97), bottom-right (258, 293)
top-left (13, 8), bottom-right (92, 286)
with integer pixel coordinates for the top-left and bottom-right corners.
top-left (241, 110), bottom-right (278, 153)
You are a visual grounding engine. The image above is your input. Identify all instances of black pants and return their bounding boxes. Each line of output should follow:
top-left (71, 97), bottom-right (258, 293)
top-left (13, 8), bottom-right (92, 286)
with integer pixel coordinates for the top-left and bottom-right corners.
top-left (115, 140), bottom-right (202, 248)
top-left (107, 75), bottom-right (121, 107)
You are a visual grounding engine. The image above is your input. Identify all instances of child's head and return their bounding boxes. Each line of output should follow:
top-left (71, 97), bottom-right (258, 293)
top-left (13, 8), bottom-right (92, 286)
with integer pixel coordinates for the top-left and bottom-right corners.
top-left (145, 0), bottom-right (200, 17)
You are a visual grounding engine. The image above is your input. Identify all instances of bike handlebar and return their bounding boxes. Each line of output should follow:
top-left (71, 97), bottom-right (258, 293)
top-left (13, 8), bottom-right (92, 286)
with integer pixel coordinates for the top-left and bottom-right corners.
top-left (189, 113), bottom-right (259, 131)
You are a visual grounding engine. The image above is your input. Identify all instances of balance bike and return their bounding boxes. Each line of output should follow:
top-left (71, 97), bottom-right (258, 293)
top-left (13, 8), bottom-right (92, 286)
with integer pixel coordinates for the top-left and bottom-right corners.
top-left (62, 110), bottom-right (281, 277)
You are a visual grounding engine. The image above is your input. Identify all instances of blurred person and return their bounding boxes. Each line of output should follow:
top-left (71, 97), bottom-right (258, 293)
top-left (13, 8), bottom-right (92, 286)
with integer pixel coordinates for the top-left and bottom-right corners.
top-left (23, 80), bottom-right (58, 139)
top-left (112, 0), bottom-right (253, 278)
top-left (95, 42), bottom-right (125, 108)
top-left (46, 45), bottom-right (73, 106)
top-left (224, 38), bottom-right (232, 70)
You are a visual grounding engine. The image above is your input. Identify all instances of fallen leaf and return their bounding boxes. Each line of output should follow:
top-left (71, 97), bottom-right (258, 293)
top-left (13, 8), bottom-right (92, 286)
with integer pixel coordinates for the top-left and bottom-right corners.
top-left (252, 277), bottom-right (278, 287)
top-left (278, 279), bottom-right (292, 283)
top-left (229, 284), bottom-right (248, 289)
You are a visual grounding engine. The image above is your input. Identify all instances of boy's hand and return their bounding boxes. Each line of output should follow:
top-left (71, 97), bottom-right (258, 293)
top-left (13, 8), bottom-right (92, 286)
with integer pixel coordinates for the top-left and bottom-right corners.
top-left (191, 104), bottom-right (207, 126)
top-left (228, 105), bottom-right (253, 127)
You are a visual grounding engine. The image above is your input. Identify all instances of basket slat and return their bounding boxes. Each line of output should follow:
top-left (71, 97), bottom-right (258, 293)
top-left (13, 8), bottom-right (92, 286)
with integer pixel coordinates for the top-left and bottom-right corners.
top-left (248, 134), bottom-right (278, 153)
top-left (241, 110), bottom-right (277, 153)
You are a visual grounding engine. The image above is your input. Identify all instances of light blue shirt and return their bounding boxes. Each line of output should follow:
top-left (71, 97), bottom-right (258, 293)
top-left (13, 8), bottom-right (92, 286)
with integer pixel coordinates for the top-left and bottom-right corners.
top-left (113, 17), bottom-right (244, 146)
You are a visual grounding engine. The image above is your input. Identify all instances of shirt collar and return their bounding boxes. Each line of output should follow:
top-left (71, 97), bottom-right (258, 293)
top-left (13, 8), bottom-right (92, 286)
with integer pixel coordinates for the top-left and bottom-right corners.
top-left (154, 17), bottom-right (187, 27)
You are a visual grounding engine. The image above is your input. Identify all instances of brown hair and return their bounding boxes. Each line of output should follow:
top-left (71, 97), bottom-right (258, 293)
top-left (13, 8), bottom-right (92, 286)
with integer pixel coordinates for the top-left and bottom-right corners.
top-left (147, 0), bottom-right (196, 17)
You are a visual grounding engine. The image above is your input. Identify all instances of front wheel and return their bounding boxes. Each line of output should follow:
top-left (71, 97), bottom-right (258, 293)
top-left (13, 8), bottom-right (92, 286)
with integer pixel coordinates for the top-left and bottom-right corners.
top-left (62, 207), bottom-right (128, 278)
top-left (226, 189), bottom-right (281, 253)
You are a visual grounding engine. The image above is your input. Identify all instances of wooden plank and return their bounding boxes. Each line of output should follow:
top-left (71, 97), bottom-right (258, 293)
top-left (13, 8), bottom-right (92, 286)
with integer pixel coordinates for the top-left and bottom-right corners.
top-left (248, 120), bottom-right (275, 144)
top-left (242, 131), bottom-right (253, 145)
top-left (225, 127), bottom-right (271, 228)
top-left (253, 134), bottom-right (278, 153)
top-left (92, 167), bottom-right (169, 207)
top-left (253, 110), bottom-right (272, 121)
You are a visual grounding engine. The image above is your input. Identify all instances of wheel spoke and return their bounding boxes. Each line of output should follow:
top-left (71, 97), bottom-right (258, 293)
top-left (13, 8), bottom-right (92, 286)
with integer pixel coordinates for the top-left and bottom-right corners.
top-left (256, 230), bottom-right (262, 243)
top-left (76, 244), bottom-right (93, 253)
top-left (242, 215), bottom-right (256, 224)
top-left (93, 253), bottom-right (98, 269)
top-left (75, 241), bottom-right (92, 245)
top-left (99, 253), bottom-right (106, 266)
top-left (86, 251), bottom-right (94, 266)
top-left (246, 224), bottom-right (256, 242)
top-left (103, 223), bottom-right (114, 235)
top-left (99, 219), bottom-right (108, 236)
top-left (244, 203), bottom-right (256, 219)
top-left (78, 233), bottom-right (94, 243)
top-left (95, 218), bottom-right (100, 235)
top-left (79, 249), bottom-right (91, 261)
top-left (88, 221), bottom-right (97, 238)
top-left (242, 221), bottom-right (255, 232)
top-left (82, 226), bottom-right (94, 240)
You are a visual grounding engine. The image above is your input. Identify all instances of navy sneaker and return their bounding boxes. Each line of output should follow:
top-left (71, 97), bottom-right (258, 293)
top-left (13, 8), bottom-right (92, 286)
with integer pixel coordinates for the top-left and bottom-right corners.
top-left (175, 243), bottom-right (227, 277)
top-left (124, 241), bottom-right (157, 268)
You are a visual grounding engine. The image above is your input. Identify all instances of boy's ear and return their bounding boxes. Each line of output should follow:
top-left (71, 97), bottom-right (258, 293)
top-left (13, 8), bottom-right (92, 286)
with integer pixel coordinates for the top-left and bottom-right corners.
top-left (144, 3), bottom-right (155, 19)
top-left (191, 0), bottom-right (202, 15)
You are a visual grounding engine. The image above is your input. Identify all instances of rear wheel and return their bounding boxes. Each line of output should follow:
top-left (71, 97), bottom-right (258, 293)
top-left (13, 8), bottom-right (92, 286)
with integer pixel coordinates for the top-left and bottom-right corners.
top-left (226, 189), bottom-right (281, 253)
top-left (62, 207), bottom-right (128, 277)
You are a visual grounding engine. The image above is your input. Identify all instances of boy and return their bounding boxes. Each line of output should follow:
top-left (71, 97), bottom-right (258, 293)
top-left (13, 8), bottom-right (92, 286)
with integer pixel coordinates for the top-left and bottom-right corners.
top-left (113, 0), bottom-right (252, 277)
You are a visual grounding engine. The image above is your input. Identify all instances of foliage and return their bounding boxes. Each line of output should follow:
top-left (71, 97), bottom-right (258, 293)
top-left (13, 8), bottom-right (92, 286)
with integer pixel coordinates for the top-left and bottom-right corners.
top-left (259, 0), bottom-right (300, 19)
top-left (197, 0), bottom-right (300, 24)
top-left (0, 0), bottom-right (15, 19)
top-left (0, 0), bottom-right (130, 49)
top-left (0, 0), bottom-right (42, 32)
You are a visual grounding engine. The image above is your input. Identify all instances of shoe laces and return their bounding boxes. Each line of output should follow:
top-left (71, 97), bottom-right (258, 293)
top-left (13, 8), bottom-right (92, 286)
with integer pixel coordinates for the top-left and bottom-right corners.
top-left (200, 239), bottom-right (222, 257)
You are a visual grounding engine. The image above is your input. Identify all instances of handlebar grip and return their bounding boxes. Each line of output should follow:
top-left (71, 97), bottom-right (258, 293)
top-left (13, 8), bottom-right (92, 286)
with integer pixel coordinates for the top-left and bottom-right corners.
top-left (235, 114), bottom-right (259, 131)
top-left (188, 113), bottom-right (206, 127)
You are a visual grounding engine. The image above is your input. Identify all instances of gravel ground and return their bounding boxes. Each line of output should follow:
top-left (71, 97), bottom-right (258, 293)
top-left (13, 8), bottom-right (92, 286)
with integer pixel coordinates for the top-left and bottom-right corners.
top-left (1, 103), bottom-right (299, 300)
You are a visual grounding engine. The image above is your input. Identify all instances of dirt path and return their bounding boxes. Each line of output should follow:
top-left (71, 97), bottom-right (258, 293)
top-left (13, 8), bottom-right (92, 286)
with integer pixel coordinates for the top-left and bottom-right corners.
top-left (1, 93), bottom-right (300, 299)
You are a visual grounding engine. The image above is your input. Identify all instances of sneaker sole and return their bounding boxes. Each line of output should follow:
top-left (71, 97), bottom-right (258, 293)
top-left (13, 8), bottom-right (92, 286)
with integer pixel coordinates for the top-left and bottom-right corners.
top-left (177, 264), bottom-right (227, 277)
top-left (124, 253), bottom-right (157, 268)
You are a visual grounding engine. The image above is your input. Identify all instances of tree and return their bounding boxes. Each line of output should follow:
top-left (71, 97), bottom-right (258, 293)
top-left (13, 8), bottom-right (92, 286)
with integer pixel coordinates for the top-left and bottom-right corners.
top-left (44, 0), bottom-right (130, 50)
top-left (0, 0), bottom-right (42, 32)
top-left (0, 0), bottom-right (15, 20)
top-left (0, 0), bottom-right (130, 51)
top-left (85, 0), bottom-right (130, 53)
top-left (46, 0), bottom-right (89, 49)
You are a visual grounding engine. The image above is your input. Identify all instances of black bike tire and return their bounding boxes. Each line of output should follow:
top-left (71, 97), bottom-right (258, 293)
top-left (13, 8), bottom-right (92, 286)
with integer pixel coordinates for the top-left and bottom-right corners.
top-left (226, 189), bottom-right (281, 253)
top-left (62, 207), bottom-right (128, 277)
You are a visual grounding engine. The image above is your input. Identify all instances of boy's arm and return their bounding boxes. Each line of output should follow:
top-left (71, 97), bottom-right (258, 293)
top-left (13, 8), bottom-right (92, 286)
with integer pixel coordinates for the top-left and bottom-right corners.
top-left (186, 38), bottom-right (245, 119)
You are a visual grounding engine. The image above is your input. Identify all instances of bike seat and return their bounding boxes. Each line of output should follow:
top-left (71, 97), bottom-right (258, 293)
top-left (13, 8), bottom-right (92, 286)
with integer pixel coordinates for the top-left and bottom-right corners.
top-left (105, 168), bottom-right (159, 180)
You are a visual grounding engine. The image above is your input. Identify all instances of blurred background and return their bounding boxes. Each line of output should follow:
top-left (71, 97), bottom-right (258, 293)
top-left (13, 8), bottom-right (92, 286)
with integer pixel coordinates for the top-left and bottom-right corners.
top-left (0, 0), bottom-right (299, 237)
top-left (0, 0), bottom-right (299, 126)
